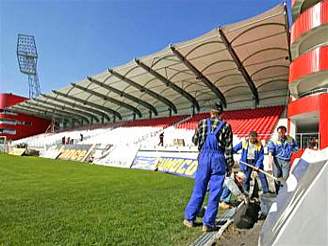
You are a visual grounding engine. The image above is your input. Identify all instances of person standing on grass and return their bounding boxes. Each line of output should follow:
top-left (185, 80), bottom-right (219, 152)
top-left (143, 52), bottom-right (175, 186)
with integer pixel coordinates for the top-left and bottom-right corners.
top-left (183, 102), bottom-right (234, 232)
top-left (233, 131), bottom-right (270, 194)
top-left (268, 126), bottom-right (298, 194)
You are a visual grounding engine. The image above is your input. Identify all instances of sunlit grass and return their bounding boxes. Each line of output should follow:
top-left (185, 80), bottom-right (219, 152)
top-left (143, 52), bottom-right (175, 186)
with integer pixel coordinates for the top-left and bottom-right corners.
top-left (0, 154), bottom-right (204, 245)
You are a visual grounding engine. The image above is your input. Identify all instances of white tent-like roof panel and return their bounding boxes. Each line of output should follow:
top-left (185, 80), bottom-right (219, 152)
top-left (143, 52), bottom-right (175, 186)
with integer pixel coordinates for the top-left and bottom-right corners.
top-left (11, 4), bottom-right (290, 123)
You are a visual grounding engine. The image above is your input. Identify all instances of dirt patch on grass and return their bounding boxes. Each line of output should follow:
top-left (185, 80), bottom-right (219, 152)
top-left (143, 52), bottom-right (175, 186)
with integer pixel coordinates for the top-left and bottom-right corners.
top-left (217, 219), bottom-right (264, 246)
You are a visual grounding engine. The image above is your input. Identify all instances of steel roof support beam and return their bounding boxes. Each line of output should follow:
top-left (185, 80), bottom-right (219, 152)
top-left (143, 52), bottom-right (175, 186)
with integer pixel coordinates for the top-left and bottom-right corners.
top-left (25, 101), bottom-right (90, 124)
top-left (71, 83), bottom-right (142, 118)
top-left (87, 77), bottom-right (158, 116)
top-left (13, 106), bottom-right (72, 127)
top-left (52, 90), bottom-right (122, 120)
top-left (169, 45), bottom-right (227, 107)
top-left (33, 98), bottom-right (99, 123)
top-left (15, 105), bottom-right (66, 120)
top-left (11, 107), bottom-right (54, 120)
top-left (283, 3), bottom-right (292, 62)
top-left (134, 59), bottom-right (200, 112)
top-left (14, 105), bottom-right (78, 123)
top-left (40, 93), bottom-right (110, 122)
top-left (219, 28), bottom-right (259, 105)
top-left (25, 101), bottom-right (87, 123)
top-left (108, 68), bottom-right (177, 114)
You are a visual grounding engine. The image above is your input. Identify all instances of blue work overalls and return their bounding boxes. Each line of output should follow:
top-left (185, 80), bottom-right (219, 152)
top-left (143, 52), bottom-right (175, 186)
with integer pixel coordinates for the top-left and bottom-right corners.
top-left (268, 136), bottom-right (298, 193)
top-left (184, 119), bottom-right (226, 227)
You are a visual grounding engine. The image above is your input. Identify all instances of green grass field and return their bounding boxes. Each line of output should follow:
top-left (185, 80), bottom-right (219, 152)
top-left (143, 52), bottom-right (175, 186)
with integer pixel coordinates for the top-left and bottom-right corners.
top-left (0, 154), bottom-right (203, 245)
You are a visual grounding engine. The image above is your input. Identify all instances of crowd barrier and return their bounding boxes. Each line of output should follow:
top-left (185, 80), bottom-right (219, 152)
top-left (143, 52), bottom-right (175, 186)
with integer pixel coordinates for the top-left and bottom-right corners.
top-left (8, 147), bottom-right (26, 156)
top-left (93, 145), bottom-right (139, 168)
top-left (131, 149), bottom-right (199, 177)
top-left (57, 144), bottom-right (94, 162)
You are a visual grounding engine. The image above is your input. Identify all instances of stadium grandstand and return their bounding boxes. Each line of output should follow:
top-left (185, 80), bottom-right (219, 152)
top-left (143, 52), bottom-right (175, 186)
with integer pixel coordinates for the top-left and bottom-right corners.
top-left (1, 1), bottom-right (328, 245)
top-left (6, 5), bottom-right (291, 143)
top-left (4, 3), bottom-right (326, 157)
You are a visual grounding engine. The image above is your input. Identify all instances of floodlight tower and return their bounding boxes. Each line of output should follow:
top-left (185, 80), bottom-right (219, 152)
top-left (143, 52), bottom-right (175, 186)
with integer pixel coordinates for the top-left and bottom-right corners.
top-left (16, 34), bottom-right (41, 98)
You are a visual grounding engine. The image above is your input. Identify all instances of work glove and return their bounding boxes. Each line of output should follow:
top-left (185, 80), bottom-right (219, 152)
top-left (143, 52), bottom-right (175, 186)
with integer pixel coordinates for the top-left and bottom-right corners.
top-left (241, 193), bottom-right (249, 204)
top-left (251, 171), bottom-right (258, 179)
top-left (237, 193), bottom-right (249, 204)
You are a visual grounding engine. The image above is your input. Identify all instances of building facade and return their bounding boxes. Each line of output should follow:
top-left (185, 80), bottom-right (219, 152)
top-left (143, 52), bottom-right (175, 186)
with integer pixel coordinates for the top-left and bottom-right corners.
top-left (288, 0), bottom-right (328, 149)
top-left (0, 93), bottom-right (51, 140)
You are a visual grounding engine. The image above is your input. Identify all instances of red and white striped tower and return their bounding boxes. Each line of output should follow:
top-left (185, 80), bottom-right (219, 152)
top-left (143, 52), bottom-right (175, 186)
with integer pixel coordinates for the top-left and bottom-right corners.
top-left (288, 0), bottom-right (328, 149)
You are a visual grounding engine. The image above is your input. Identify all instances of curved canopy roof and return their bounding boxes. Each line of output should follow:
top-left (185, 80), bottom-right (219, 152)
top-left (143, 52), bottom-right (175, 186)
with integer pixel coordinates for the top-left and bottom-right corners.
top-left (11, 4), bottom-right (290, 123)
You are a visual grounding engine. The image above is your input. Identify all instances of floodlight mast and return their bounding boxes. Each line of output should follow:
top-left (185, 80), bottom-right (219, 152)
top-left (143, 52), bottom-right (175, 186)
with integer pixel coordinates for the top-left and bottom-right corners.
top-left (16, 34), bottom-right (41, 98)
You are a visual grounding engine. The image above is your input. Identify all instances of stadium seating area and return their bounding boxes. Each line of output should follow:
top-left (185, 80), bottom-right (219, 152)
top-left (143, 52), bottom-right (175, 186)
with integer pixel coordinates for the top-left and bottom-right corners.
top-left (12, 128), bottom-right (111, 148)
top-left (12, 106), bottom-right (284, 150)
top-left (156, 127), bottom-right (243, 148)
top-left (123, 115), bottom-right (187, 128)
top-left (176, 106), bottom-right (284, 140)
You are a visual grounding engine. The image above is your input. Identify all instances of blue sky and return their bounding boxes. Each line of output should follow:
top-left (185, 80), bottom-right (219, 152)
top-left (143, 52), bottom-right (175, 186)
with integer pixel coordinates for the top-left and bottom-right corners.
top-left (0, 0), bottom-right (291, 98)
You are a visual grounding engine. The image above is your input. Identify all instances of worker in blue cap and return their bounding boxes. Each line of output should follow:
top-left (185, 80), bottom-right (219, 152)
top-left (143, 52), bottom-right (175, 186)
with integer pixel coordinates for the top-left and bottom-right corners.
top-left (183, 102), bottom-right (234, 232)
top-left (233, 131), bottom-right (270, 194)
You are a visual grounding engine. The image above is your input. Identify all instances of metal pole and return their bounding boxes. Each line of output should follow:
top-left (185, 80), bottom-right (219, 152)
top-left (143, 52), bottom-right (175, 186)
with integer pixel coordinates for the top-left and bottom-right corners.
top-left (239, 161), bottom-right (279, 181)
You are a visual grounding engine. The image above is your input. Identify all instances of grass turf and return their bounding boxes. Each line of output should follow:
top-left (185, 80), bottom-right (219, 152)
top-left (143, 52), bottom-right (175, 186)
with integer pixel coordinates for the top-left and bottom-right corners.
top-left (0, 154), bottom-right (205, 245)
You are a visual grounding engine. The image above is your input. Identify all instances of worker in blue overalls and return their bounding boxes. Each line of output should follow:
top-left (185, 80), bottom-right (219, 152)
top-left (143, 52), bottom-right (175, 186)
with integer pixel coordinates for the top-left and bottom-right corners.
top-left (183, 103), bottom-right (234, 232)
top-left (233, 131), bottom-right (270, 194)
top-left (268, 126), bottom-right (298, 194)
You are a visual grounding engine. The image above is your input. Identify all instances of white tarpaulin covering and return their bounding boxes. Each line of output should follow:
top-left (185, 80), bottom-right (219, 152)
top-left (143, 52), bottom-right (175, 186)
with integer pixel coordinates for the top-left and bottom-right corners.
top-left (93, 144), bottom-right (139, 168)
top-left (259, 148), bottom-right (328, 246)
